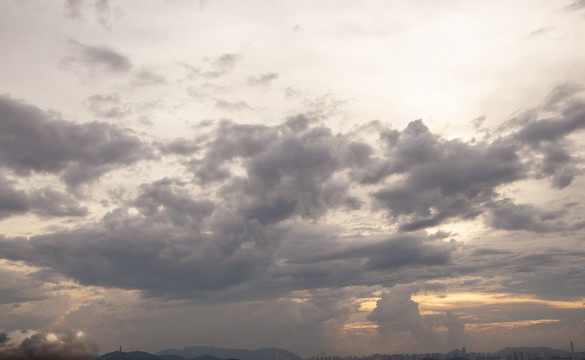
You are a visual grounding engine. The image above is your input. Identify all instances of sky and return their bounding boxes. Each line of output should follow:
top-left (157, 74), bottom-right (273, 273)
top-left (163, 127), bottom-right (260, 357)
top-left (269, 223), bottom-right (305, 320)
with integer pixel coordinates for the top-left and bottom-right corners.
top-left (0, 0), bottom-right (585, 358)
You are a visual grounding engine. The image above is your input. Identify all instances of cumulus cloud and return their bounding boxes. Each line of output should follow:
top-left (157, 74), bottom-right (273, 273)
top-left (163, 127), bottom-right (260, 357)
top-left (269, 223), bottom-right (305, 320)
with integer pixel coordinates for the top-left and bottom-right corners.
top-left (0, 175), bottom-right (87, 219)
top-left (0, 96), bottom-right (153, 188)
top-left (487, 199), bottom-right (585, 233)
top-left (370, 84), bottom-right (585, 230)
top-left (0, 330), bottom-right (97, 360)
top-left (0, 176), bottom-right (28, 219)
top-left (0, 187), bottom-right (459, 300)
top-left (367, 288), bottom-right (466, 351)
top-left (367, 288), bottom-right (441, 348)
top-left (0, 85), bottom-right (584, 305)
top-left (505, 84), bottom-right (585, 188)
top-left (371, 121), bottom-right (523, 231)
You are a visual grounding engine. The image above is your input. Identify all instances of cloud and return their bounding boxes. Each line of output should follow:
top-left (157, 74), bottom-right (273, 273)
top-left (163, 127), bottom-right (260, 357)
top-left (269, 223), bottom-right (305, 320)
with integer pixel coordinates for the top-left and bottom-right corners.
top-left (132, 69), bottom-right (166, 86)
top-left (567, 0), bottom-right (585, 11)
top-left (83, 93), bottom-right (129, 119)
top-left (159, 138), bottom-right (201, 156)
top-left (134, 178), bottom-right (215, 227)
top-left (369, 85), bottom-right (585, 230)
top-left (288, 234), bottom-right (454, 271)
top-left (367, 288), bottom-right (441, 348)
top-left (94, 0), bottom-right (112, 29)
top-left (505, 84), bottom-right (585, 188)
top-left (214, 100), bottom-right (253, 111)
top-left (63, 0), bottom-right (83, 20)
top-left (487, 199), bottom-right (585, 233)
top-left (60, 41), bottom-right (132, 78)
top-left (0, 330), bottom-right (97, 360)
top-left (63, 0), bottom-right (114, 29)
top-left (0, 85), bottom-right (584, 304)
top-left (513, 103), bottom-right (585, 146)
top-left (373, 120), bottom-right (524, 231)
top-left (0, 213), bottom-right (458, 301)
top-left (0, 266), bottom-right (50, 305)
top-left (0, 96), bottom-right (153, 188)
top-left (0, 175), bottom-right (87, 219)
top-left (0, 176), bottom-right (28, 219)
top-left (28, 188), bottom-right (88, 218)
top-left (247, 72), bottom-right (279, 86)
top-left (444, 311), bottom-right (465, 347)
top-left (367, 288), bottom-right (467, 351)
top-left (201, 53), bottom-right (242, 79)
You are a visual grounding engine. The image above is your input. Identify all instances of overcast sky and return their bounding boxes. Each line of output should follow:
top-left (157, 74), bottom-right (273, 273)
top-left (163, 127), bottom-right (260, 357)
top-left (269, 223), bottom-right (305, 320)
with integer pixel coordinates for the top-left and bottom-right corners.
top-left (1, 0), bottom-right (585, 358)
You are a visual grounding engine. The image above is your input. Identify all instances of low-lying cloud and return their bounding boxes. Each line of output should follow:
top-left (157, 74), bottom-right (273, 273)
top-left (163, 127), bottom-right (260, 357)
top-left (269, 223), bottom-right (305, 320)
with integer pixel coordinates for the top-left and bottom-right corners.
top-left (0, 330), bottom-right (97, 360)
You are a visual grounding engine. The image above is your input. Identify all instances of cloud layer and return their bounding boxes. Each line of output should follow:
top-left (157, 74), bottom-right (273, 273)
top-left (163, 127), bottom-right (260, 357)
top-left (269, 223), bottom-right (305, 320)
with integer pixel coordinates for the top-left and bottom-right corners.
top-left (1, 1), bottom-right (585, 356)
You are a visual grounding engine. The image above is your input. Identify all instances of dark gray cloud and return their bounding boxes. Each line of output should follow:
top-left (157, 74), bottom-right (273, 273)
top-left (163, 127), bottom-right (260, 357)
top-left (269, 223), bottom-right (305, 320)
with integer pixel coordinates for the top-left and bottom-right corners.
top-left (505, 84), bottom-right (585, 188)
top-left (185, 89), bottom-right (585, 233)
top-left (187, 120), bottom-right (278, 183)
top-left (0, 216), bottom-right (459, 301)
top-left (0, 217), bottom-right (271, 299)
top-left (501, 271), bottom-right (585, 300)
top-left (0, 175), bottom-right (87, 219)
top-left (373, 120), bottom-right (524, 231)
top-left (28, 188), bottom-right (88, 218)
top-left (0, 96), bottom-right (153, 188)
top-left (0, 331), bottom-right (97, 360)
top-left (487, 199), bottom-right (585, 233)
top-left (60, 41), bottom-right (132, 77)
top-left (0, 267), bottom-right (49, 305)
top-left (186, 118), bottom-right (363, 225)
top-left (513, 104), bottom-right (585, 146)
top-left (1, 85), bottom-right (584, 304)
top-left (0, 176), bottom-right (29, 219)
top-left (370, 85), bottom-right (585, 230)
top-left (287, 234), bottom-right (454, 271)
top-left (134, 178), bottom-right (215, 227)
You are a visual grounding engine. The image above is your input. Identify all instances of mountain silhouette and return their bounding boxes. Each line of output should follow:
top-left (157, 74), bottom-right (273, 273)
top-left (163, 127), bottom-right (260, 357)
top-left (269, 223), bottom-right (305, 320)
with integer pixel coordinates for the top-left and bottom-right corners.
top-left (157, 346), bottom-right (301, 360)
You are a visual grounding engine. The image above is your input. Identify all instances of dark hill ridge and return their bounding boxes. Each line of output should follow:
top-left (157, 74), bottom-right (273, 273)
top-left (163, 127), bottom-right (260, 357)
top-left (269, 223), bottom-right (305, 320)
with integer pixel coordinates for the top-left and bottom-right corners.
top-left (100, 350), bottom-right (164, 360)
top-left (494, 347), bottom-right (572, 356)
top-left (100, 350), bottom-right (228, 360)
top-left (157, 346), bottom-right (301, 360)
